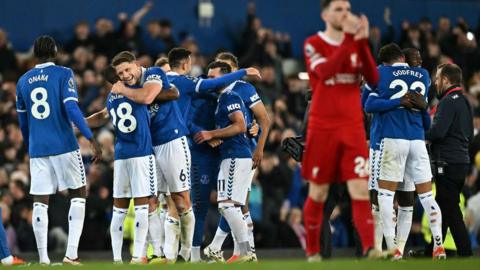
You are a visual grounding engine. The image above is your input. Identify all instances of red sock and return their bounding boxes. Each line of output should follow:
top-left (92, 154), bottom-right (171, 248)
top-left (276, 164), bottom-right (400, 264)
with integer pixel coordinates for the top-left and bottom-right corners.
top-left (352, 199), bottom-right (374, 254)
top-left (303, 197), bottom-right (324, 256)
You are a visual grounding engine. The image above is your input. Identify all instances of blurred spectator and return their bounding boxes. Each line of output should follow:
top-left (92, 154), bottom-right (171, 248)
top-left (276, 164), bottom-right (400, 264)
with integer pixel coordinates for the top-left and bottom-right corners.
top-left (65, 21), bottom-right (94, 53)
top-left (0, 28), bottom-right (18, 76)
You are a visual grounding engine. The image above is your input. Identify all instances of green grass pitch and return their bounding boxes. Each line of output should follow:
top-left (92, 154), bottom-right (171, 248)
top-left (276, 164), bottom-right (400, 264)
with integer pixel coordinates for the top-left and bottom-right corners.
top-left (24, 258), bottom-right (480, 269)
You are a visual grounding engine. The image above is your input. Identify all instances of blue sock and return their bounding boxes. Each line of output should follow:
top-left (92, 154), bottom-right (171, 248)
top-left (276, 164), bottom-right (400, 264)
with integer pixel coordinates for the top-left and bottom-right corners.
top-left (0, 208), bottom-right (11, 260)
top-left (191, 161), bottom-right (218, 246)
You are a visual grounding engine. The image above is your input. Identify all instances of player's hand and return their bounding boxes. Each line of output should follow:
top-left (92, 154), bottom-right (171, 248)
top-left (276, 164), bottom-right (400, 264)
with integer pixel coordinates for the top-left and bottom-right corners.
top-left (194, 131), bottom-right (213, 144)
top-left (249, 120), bottom-right (259, 137)
top-left (111, 81), bottom-right (126, 95)
top-left (400, 94), bottom-right (414, 109)
top-left (245, 67), bottom-right (262, 80)
top-left (252, 148), bottom-right (264, 169)
top-left (89, 138), bottom-right (102, 163)
top-left (207, 138), bottom-right (223, 148)
top-left (407, 91), bottom-right (428, 110)
top-left (354, 15), bottom-right (369, 40)
top-left (342, 13), bottom-right (360, 35)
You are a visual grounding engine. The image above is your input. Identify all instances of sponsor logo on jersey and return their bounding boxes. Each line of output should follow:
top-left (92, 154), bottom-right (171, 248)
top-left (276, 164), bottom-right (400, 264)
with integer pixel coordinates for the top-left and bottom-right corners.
top-left (250, 93), bottom-right (260, 103)
top-left (227, 103), bottom-right (241, 111)
top-left (146, 74), bottom-right (162, 82)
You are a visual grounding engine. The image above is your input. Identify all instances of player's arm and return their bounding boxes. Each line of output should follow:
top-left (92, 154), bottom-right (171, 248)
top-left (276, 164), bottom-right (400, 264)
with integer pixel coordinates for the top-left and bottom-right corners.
top-left (425, 99), bottom-right (455, 141)
top-left (361, 84), bottom-right (373, 109)
top-left (195, 68), bottom-right (261, 93)
top-left (355, 15), bottom-right (380, 85)
top-left (154, 85), bottom-right (179, 101)
top-left (305, 34), bottom-right (357, 82)
top-left (250, 101), bottom-right (271, 168)
top-left (305, 15), bottom-right (361, 82)
top-left (62, 70), bottom-right (102, 162)
top-left (364, 92), bottom-right (408, 113)
top-left (86, 108), bottom-right (109, 128)
top-left (194, 111), bottom-right (246, 144)
top-left (113, 68), bottom-right (171, 104)
top-left (16, 83), bottom-right (29, 147)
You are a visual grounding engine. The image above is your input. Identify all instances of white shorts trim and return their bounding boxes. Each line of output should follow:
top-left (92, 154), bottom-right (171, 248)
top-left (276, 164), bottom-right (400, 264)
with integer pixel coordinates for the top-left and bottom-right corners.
top-left (154, 136), bottom-right (191, 194)
top-left (379, 138), bottom-right (432, 187)
top-left (30, 149), bottom-right (86, 195)
top-left (113, 155), bottom-right (157, 198)
top-left (217, 158), bottom-right (253, 205)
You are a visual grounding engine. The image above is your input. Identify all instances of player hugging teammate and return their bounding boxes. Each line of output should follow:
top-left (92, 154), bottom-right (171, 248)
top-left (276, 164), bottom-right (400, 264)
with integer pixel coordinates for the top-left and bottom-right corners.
top-left (301, 0), bottom-right (446, 262)
top-left (86, 49), bottom-right (262, 264)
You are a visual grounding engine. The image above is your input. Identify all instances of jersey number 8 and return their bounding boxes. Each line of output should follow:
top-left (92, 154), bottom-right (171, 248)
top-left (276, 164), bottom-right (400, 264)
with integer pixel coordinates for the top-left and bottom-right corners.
top-left (110, 102), bottom-right (137, 133)
top-left (31, 87), bottom-right (50, 119)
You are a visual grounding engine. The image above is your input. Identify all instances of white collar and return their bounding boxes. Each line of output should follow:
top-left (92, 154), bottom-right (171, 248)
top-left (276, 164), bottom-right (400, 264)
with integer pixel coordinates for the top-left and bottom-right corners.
top-left (35, 62), bottom-right (55, 68)
top-left (167, 71), bottom-right (180, 76)
top-left (217, 82), bottom-right (237, 101)
top-left (392, 62), bottom-right (409, 67)
top-left (139, 67), bottom-right (147, 84)
top-left (318, 31), bottom-right (341, 46)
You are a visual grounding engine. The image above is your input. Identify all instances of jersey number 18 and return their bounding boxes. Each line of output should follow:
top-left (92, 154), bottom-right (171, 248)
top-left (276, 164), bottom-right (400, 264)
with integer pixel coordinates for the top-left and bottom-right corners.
top-left (110, 102), bottom-right (137, 133)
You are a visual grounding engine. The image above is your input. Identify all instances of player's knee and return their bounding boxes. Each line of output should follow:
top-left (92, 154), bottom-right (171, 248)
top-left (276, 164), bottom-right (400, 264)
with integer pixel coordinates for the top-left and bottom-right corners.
top-left (397, 191), bottom-right (415, 207)
top-left (308, 183), bottom-right (329, 202)
top-left (148, 196), bottom-right (159, 212)
top-left (218, 202), bottom-right (236, 215)
top-left (369, 190), bottom-right (379, 206)
top-left (69, 186), bottom-right (87, 199)
top-left (241, 204), bottom-right (249, 214)
top-left (347, 180), bottom-right (369, 200)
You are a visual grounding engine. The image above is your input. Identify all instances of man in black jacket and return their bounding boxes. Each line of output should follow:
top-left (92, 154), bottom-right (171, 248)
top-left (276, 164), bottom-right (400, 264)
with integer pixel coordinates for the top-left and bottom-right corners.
top-left (426, 63), bottom-right (473, 256)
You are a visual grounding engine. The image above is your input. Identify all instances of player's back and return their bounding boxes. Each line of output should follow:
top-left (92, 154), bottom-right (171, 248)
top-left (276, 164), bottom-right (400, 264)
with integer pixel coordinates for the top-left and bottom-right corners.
top-left (377, 64), bottom-right (430, 140)
top-left (149, 98), bottom-right (188, 146)
top-left (188, 93), bottom-right (220, 157)
top-left (167, 72), bottom-right (198, 121)
top-left (215, 90), bottom-right (251, 160)
top-left (231, 80), bottom-right (261, 150)
top-left (107, 92), bottom-right (153, 160)
top-left (304, 32), bottom-right (364, 129)
top-left (16, 63), bottom-right (78, 157)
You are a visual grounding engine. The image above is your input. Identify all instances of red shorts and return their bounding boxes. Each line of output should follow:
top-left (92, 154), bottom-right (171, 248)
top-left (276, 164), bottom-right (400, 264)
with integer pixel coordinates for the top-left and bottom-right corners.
top-left (301, 128), bottom-right (369, 184)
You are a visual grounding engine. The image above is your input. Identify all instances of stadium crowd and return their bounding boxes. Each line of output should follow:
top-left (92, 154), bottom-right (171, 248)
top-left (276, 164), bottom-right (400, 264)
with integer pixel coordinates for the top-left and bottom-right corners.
top-left (0, 1), bottom-right (479, 255)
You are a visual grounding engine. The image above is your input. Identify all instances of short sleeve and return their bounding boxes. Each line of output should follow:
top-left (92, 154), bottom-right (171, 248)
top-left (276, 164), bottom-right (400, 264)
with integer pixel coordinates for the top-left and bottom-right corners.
top-left (223, 94), bottom-right (243, 116)
top-left (243, 83), bottom-right (261, 108)
top-left (144, 67), bottom-right (164, 86)
top-left (62, 69), bottom-right (79, 103)
top-left (16, 81), bottom-right (26, 113)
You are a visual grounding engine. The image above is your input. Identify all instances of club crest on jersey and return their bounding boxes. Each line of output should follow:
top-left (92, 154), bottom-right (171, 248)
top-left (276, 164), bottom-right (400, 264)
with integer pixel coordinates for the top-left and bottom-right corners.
top-left (305, 43), bottom-right (315, 57)
top-left (200, 174), bottom-right (210, 184)
top-left (227, 103), bottom-right (241, 111)
top-left (350, 53), bottom-right (358, 67)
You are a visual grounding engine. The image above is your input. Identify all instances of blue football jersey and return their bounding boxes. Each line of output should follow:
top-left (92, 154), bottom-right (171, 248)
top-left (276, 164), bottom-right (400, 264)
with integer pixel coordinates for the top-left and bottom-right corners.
top-left (107, 91), bottom-right (153, 160)
top-left (144, 68), bottom-right (188, 146)
top-left (16, 62), bottom-right (80, 157)
top-left (215, 89), bottom-right (252, 160)
top-left (376, 63), bottom-right (430, 140)
top-left (188, 93), bottom-right (220, 159)
top-left (167, 72), bottom-right (200, 122)
top-left (361, 84), bottom-right (382, 150)
top-left (231, 80), bottom-right (262, 151)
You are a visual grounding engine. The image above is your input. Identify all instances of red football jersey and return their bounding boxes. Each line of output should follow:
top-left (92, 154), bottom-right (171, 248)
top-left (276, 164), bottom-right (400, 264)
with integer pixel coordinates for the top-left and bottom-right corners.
top-left (304, 32), bottom-right (378, 130)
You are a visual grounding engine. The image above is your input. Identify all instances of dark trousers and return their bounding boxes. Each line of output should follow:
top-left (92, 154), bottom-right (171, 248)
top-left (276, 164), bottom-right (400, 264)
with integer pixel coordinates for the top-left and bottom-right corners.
top-left (427, 163), bottom-right (472, 257)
